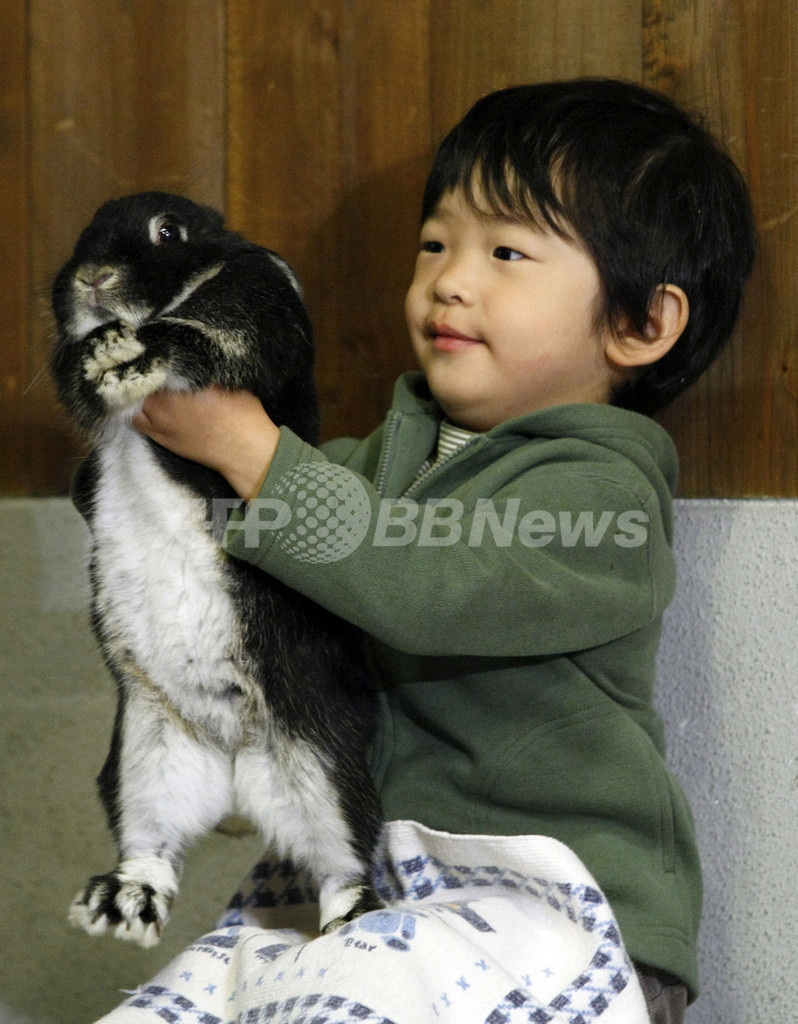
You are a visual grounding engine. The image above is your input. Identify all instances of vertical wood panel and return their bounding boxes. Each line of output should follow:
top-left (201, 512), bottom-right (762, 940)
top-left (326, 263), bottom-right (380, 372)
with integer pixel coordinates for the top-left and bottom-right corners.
top-left (645, 0), bottom-right (798, 495)
top-left (0, 0), bottom-right (30, 491)
top-left (227, 0), bottom-right (430, 441)
top-left (429, 0), bottom-right (642, 138)
top-left (22, 0), bottom-right (226, 493)
top-left (327, 1), bottom-right (432, 437)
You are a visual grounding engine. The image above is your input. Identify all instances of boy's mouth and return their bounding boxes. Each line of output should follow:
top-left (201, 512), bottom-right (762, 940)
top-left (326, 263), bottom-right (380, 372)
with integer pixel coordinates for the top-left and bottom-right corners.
top-left (428, 322), bottom-right (482, 352)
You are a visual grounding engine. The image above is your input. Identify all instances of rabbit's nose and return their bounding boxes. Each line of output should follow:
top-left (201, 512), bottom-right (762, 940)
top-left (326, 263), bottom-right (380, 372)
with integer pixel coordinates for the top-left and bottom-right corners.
top-left (76, 266), bottom-right (120, 308)
top-left (79, 268), bottom-right (118, 290)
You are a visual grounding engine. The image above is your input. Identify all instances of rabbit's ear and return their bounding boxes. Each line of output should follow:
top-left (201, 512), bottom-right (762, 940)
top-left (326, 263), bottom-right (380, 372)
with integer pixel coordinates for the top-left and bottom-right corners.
top-left (266, 251), bottom-right (303, 297)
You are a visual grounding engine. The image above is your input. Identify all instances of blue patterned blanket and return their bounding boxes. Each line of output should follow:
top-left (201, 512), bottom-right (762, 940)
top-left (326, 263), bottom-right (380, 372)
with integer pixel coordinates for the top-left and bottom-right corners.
top-left (94, 821), bottom-right (649, 1023)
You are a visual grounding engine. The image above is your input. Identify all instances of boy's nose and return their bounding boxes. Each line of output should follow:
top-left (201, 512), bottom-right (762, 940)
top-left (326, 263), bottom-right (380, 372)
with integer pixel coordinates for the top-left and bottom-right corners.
top-left (432, 256), bottom-right (475, 304)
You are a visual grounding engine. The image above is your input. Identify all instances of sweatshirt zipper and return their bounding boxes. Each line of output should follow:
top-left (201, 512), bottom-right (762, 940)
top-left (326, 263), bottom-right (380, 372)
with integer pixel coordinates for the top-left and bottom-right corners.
top-left (375, 409), bottom-right (492, 498)
top-left (374, 411), bottom-right (403, 496)
top-left (401, 435), bottom-right (488, 500)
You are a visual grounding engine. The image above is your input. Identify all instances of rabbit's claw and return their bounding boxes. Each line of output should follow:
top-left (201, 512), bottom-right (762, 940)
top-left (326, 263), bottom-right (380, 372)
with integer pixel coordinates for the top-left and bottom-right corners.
top-left (68, 856), bottom-right (177, 948)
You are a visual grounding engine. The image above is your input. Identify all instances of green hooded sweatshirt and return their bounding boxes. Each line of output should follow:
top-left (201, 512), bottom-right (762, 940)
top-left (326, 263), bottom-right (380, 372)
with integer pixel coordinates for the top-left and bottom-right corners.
top-left (226, 372), bottom-right (701, 998)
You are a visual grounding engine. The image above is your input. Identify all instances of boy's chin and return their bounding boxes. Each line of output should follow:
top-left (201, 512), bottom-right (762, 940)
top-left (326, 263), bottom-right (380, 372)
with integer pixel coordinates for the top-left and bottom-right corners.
top-left (428, 390), bottom-right (497, 432)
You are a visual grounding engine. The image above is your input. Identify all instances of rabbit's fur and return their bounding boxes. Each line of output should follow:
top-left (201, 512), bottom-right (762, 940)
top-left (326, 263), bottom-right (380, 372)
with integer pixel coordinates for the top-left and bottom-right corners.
top-left (51, 192), bottom-right (382, 947)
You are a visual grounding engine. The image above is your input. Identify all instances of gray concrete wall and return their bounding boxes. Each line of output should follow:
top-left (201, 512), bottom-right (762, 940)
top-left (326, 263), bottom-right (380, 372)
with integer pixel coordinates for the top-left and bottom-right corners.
top-left (656, 499), bottom-right (798, 1022)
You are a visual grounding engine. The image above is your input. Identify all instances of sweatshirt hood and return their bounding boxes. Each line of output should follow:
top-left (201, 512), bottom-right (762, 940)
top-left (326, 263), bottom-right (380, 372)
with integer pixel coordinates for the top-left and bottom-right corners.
top-left (393, 372), bottom-right (679, 500)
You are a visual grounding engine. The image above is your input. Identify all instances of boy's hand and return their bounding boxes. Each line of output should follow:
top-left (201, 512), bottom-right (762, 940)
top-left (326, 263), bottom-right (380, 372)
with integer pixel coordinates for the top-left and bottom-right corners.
top-left (132, 388), bottom-right (280, 501)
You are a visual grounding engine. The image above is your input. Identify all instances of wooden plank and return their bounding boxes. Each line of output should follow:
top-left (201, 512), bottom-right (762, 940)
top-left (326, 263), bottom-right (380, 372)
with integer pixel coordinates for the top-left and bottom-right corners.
top-left (429, 0), bottom-right (642, 139)
top-left (227, 0), bottom-right (643, 445)
top-left (8, 0), bottom-right (796, 495)
top-left (227, 0), bottom-right (430, 443)
top-left (325, 0), bottom-right (432, 438)
top-left (645, 0), bottom-right (798, 496)
top-left (0, 0), bottom-right (31, 493)
top-left (24, 0), bottom-right (226, 494)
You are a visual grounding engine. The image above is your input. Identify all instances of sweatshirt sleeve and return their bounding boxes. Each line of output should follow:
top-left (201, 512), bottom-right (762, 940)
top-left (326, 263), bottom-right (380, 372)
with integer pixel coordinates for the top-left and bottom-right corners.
top-left (224, 427), bottom-right (675, 658)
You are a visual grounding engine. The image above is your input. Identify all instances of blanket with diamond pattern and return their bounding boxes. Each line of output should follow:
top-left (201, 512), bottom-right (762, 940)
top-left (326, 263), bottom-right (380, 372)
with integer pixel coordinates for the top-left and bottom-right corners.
top-left (95, 820), bottom-right (649, 1023)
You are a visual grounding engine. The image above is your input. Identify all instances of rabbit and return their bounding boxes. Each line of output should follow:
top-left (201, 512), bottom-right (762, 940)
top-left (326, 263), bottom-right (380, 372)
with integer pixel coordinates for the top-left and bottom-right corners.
top-left (51, 191), bottom-right (383, 948)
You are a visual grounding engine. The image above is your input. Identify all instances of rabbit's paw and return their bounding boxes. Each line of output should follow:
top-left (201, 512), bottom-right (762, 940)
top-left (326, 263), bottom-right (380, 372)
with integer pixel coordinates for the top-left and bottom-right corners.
top-left (95, 360), bottom-right (168, 410)
top-left (83, 323), bottom-right (168, 410)
top-left (319, 876), bottom-right (384, 934)
top-left (68, 856), bottom-right (178, 948)
top-left (83, 323), bottom-right (145, 380)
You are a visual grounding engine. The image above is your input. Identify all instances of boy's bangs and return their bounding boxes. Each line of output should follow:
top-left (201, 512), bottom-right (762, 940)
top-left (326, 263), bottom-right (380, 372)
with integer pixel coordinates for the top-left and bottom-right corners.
top-left (423, 117), bottom-right (572, 238)
top-left (458, 158), bottom-right (574, 240)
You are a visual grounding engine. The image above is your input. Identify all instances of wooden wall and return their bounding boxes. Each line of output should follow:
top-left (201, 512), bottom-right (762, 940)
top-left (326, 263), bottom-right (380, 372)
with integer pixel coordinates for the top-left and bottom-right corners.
top-left (1, 0), bottom-right (795, 496)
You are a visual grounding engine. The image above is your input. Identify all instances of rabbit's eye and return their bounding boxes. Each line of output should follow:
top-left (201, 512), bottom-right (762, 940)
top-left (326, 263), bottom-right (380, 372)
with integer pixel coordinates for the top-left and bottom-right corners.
top-left (150, 216), bottom-right (188, 245)
top-left (159, 222), bottom-right (182, 243)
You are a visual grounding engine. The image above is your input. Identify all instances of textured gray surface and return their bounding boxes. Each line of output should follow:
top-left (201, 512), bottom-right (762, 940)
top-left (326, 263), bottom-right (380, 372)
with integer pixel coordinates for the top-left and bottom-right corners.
top-left (2, 497), bottom-right (796, 1023)
top-left (656, 499), bottom-right (798, 1022)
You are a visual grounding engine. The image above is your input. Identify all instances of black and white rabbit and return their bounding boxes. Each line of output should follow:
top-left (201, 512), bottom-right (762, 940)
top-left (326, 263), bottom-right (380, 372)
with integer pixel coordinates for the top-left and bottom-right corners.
top-left (51, 192), bottom-right (383, 947)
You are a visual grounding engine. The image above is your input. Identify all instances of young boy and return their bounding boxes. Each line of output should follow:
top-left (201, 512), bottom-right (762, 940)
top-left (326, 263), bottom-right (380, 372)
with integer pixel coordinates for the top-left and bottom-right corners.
top-left (132, 79), bottom-right (756, 1020)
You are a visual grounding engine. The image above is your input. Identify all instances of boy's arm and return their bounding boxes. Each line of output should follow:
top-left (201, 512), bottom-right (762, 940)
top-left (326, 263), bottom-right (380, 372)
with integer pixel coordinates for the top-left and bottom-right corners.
top-left (225, 427), bottom-right (675, 659)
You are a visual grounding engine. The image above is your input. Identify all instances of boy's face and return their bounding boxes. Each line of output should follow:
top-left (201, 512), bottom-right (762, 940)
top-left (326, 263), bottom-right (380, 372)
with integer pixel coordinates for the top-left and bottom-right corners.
top-left (405, 187), bottom-right (622, 431)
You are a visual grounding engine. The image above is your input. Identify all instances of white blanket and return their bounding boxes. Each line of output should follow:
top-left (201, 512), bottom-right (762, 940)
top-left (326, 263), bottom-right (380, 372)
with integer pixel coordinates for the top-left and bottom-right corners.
top-left (96, 821), bottom-right (649, 1023)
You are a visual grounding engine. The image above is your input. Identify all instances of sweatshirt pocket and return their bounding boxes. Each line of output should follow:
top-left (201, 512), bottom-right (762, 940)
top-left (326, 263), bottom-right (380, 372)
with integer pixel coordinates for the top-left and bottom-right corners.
top-left (479, 704), bottom-right (677, 873)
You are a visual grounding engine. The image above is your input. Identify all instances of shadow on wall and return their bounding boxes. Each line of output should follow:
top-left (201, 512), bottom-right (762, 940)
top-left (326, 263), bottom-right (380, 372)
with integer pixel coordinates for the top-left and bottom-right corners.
top-left (291, 153), bottom-right (428, 444)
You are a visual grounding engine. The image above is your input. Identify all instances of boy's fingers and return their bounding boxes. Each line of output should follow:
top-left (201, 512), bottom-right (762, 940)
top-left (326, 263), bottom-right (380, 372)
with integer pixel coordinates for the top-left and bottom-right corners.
top-left (132, 392), bottom-right (170, 433)
top-left (134, 390), bottom-right (188, 428)
top-left (131, 405), bottom-right (151, 432)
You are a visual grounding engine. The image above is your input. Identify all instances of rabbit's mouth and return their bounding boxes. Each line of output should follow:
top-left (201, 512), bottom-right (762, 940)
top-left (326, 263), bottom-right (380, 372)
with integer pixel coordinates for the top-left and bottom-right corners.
top-left (67, 297), bottom-right (153, 345)
top-left (64, 266), bottom-right (152, 340)
top-left (87, 288), bottom-right (115, 315)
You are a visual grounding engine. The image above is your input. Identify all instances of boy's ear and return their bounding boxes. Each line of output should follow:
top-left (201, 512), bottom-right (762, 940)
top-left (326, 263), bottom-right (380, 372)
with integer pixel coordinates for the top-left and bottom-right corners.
top-left (606, 284), bottom-right (689, 368)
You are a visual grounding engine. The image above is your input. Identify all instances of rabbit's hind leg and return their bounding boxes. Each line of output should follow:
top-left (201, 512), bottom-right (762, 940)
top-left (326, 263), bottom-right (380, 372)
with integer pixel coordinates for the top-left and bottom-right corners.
top-left (234, 739), bottom-right (382, 934)
top-left (70, 685), bottom-right (235, 946)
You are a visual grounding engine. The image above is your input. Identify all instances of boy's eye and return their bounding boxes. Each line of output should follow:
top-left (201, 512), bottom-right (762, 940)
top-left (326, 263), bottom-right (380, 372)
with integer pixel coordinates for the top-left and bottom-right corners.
top-left (493, 246), bottom-right (526, 261)
top-left (420, 239), bottom-right (445, 254)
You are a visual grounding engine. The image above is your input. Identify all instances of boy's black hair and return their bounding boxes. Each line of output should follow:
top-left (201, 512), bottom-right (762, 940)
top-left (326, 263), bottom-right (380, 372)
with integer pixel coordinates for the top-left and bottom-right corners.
top-left (422, 78), bottom-right (757, 415)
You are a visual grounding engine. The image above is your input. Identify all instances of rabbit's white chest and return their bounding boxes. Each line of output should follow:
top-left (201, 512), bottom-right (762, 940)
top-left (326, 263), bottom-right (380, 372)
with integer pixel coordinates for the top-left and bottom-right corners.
top-left (91, 426), bottom-right (250, 744)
